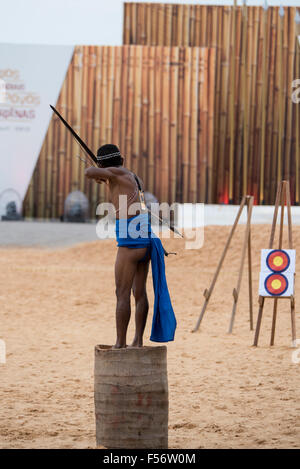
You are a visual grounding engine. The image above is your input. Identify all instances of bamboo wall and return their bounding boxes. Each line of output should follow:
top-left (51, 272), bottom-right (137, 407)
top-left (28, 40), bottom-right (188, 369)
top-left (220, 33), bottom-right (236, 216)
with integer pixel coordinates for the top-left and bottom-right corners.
top-left (23, 45), bottom-right (216, 219)
top-left (123, 3), bottom-right (300, 205)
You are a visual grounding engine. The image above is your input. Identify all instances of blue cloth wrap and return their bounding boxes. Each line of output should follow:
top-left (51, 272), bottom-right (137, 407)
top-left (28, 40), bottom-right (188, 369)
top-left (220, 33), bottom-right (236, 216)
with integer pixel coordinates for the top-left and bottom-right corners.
top-left (116, 213), bottom-right (177, 343)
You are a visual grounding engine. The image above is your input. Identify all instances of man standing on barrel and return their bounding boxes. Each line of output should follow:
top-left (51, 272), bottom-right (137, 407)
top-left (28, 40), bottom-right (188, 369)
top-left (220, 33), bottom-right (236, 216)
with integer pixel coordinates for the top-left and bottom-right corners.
top-left (85, 144), bottom-right (177, 349)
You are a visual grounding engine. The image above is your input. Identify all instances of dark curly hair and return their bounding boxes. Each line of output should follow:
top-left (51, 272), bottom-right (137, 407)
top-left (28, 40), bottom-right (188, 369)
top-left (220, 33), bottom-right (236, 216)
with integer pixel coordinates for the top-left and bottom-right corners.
top-left (96, 144), bottom-right (124, 168)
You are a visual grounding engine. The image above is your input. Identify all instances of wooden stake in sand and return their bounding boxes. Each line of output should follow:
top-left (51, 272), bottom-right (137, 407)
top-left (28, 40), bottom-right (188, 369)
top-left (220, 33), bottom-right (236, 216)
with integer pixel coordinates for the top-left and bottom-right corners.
top-left (192, 195), bottom-right (254, 334)
top-left (253, 180), bottom-right (297, 347)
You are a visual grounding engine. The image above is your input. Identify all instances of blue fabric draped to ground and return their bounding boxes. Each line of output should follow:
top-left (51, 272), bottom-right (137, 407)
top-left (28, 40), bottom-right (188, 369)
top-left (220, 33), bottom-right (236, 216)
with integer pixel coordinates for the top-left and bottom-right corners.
top-left (115, 213), bottom-right (177, 343)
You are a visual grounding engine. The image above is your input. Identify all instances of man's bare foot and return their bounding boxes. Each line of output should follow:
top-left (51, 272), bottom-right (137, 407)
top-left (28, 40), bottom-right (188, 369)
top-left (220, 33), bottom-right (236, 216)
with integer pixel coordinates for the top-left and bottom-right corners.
top-left (130, 339), bottom-right (143, 348)
top-left (112, 343), bottom-right (127, 349)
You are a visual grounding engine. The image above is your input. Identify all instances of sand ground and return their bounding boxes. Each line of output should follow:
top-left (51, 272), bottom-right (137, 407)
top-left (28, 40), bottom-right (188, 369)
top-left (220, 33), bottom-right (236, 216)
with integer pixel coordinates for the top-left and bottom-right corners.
top-left (0, 224), bottom-right (299, 449)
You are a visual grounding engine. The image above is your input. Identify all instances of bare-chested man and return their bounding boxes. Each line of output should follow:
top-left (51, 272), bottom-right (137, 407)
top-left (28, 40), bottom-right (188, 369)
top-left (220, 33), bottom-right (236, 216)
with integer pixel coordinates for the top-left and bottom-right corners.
top-left (85, 144), bottom-right (176, 349)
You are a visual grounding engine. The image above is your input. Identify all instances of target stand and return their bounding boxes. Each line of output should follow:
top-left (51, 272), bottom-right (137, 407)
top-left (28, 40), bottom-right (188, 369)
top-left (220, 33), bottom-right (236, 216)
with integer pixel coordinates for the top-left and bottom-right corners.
top-left (193, 195), bottom-right (254, 334)
top-left (253, 180), bottom-right (297, 347)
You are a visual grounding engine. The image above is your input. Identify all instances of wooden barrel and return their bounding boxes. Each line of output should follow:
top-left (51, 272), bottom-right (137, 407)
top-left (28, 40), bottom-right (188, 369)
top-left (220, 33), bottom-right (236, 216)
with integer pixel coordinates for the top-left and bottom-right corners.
top-left (94, 345), bottom-right (168, 449)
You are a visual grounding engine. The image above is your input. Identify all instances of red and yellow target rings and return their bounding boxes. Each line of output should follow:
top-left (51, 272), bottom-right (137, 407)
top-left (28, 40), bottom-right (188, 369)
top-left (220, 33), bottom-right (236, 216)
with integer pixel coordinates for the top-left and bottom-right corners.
top-left (264, 273), bottom-right (288, 296)
top-left (266, 250), bottom-right (290, 272)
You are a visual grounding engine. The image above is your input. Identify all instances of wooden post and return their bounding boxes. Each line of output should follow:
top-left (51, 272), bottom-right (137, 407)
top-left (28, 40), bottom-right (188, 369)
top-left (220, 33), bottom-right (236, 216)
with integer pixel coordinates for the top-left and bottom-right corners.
top-left (193, 195), bottom-right (254, 333)
top-left (253, 296), bottom-right (265, 346)
top-left (228, 195), bottom-right (254, 333)
top-left (247, 196), bottom-right (254, 330)
top-left (291, 295), bottom-right (297, 347)
top-left (94, 345), bottom-right (168, 449)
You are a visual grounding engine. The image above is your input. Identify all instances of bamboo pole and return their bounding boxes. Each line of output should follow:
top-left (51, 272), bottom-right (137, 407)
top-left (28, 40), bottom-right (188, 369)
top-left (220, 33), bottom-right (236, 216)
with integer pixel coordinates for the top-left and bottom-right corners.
top-left (182, 4), bottom-right (190, 47)
top-left (64, 52), bottom-right (74, 205)
top-left (177, 4), bottom-right (183, 46)
top-left (176, 47), bottom-right (184, 202)
top-left (154, 46), bottom-right (162, 197)
top-left (80, 46), bottom-right (88, 194)
top-left (296, 11), bottom-right (300, 204)
top-left (252, 7), bottom-right (263, 203)
top-left (277, 6), bottom-right (285, 184)
top-left (37, 139), bottom-right (46, 218)
top-left (71, 46), bottom-right (83, 191)
top-left (140, 46), bottom-right (148, 183)
top-left (165, 4), bottom-right (172, 47)
top-left (120, 46), bottom-right (129, 161)
top-left (112, 47), bottom-right (122, 147)
top-left (208, 7), bottom-right (218, 203)
top-left (190, 5), bottom-right (196, 47)
top-left (57, 79), bottom-right (67, 217)
top-left (259, 1), bottom-right (269, 204)
top-left (157, 3), bottom-right (165, 46)
top-left (170, 47), bottom-right (179, 203)
top-left (283, 10), bottom-right (295, 183)
top-left (51, 109), bottom-right (59, 219)
top-left (248, 7), bottom-right (260, 199)
top-left (93, 47), bottom-right (102, 206)
top-left (132, 46), bottom-right (142, 175)
top-left (151, 3), bottom-right (158, 46)
top-left (123, 3), bottom-right (130, 44)
top-left (130, 3), bottom-right (137, 45)
top-left (106, 47), bottom-right (115, 144)
top-left (126, 46), bottom-right (134, 171)
top-left (217, 6), bottom-right (231, 203)
top-left (189, 47), bottom-right (198, 203)
top-left (148, 46), bottom-right (155, 193)
top-left (86, 46), bottom-right (96, 213)
top-left (171, 5), bottom-right (177, 47)
top-left (234, 8), bottom-right (243, 203)
top-left (100, 46), bottom-right (108, 147)
top-left (137, 2), bottom-right (146, 46)
top-left (242, 1), bottom-right (249, 197)
top-left (207, 48), bottom-right (216, 204)
top-left (182, 47), bottom-right (191, 202)
top-left (161, 46), bottom-right (170, 202)
top-left (265, 7), bottom-right (276, 204)
top-left (199, 48), bottom-right (209, 203)
top-left (271, 9), bottom-right (281, 201)
top-left (229, 1), bottom-right (237, 203)
top-left (145, 3), bottom-right (151, 46)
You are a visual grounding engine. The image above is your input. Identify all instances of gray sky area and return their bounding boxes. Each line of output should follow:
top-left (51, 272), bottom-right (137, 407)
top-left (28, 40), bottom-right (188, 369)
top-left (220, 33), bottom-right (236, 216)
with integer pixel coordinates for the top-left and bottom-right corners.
top-left (0, 0), bottom-right (299, 46)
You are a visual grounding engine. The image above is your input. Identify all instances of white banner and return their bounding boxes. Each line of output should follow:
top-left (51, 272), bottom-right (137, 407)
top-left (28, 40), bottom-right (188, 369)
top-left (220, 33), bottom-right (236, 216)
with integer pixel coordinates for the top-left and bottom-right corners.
top-left (0, 43), bottom-right (74, 215)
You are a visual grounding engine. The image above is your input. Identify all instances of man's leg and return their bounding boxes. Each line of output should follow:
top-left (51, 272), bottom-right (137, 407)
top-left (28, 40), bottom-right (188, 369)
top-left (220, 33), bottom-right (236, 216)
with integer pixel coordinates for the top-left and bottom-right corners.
top-left (114, 246), bottom-right (148, 348)
top-left (131, 253), bottom-right (150, 347)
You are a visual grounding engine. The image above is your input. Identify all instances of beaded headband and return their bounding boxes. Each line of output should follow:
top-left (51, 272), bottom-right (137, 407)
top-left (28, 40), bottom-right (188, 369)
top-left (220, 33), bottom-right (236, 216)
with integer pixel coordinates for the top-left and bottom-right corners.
top-left (96, 151), bottom-right (122, 162)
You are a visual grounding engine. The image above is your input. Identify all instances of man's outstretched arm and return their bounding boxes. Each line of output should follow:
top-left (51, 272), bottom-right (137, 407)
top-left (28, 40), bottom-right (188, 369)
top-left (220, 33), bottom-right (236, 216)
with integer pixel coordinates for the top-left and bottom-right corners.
top-left (85, 166), bottom-right (122, 183)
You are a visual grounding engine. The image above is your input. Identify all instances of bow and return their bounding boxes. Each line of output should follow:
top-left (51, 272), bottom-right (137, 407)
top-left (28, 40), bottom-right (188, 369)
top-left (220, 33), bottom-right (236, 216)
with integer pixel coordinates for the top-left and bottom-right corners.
top-left (50, 105), bottom-right (183, 239)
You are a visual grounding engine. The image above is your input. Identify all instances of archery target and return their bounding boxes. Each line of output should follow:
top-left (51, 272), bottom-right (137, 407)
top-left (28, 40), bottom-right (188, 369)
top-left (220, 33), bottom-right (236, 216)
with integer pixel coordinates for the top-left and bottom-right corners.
top-left (259, 249), bottom-right (296, 297)
top-left (266, 250), bottom-right (290, 272)
top-left (265, 273), bottom-right (288, 295)
top-left (259, 272), bottom-right (294, 297)
top-left (260, 249), bottom-right (295, 274)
